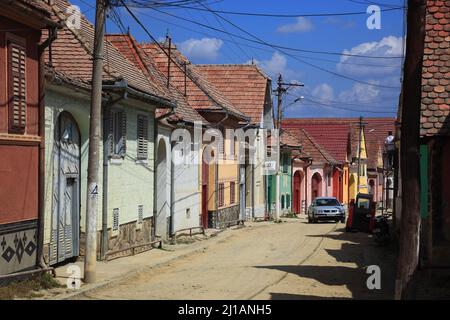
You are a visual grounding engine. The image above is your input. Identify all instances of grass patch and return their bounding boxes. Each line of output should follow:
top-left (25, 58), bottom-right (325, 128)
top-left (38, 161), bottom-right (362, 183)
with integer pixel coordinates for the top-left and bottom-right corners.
top-left (0, 272), bottom-right (63, 300)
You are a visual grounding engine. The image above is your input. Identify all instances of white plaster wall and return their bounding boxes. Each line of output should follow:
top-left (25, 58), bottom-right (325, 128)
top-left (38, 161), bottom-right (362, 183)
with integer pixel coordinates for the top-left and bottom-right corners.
top-left (44, 87), bottom-right (103, 246)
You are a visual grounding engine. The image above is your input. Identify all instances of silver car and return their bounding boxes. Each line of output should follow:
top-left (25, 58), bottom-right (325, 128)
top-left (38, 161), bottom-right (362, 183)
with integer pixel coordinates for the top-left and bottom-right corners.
top-left (307, 197), bottom-right (346, 223)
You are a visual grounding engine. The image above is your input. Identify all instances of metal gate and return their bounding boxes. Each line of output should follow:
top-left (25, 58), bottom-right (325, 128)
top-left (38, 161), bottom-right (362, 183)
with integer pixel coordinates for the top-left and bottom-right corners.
top-left (50, 112), bottom-right (80, 264)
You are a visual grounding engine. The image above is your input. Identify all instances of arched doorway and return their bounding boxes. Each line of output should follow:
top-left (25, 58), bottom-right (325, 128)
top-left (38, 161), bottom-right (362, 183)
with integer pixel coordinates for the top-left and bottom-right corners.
top-left (293, 171), bottom-right (303, 214)
top-left (50, 112), bottom-right (80, 264)
top-left (311, 172), bottom-right (322, 201)
top-left (349, 174), bottom-right (356, 202)
top-left (156, 139), bottom-right (169, 239)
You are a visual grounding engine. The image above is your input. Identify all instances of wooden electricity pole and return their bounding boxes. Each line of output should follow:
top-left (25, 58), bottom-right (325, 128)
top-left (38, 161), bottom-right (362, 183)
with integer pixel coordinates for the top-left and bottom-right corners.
top-left (395, 0), bottom-right (426, 299)
top-left (85, 0), bottom-right (108, 284)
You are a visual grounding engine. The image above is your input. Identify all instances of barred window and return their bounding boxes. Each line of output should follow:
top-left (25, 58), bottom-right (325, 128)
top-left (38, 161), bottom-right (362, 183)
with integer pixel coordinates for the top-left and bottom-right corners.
top-left (218, 183), bottom-right (225, 207)
top-left (230, 182), bottom-right (236, 204)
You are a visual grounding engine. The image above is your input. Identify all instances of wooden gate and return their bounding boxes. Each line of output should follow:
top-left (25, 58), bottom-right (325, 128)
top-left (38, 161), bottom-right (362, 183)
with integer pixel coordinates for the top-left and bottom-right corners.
top-left (50, 112), bottom-right (80, 264)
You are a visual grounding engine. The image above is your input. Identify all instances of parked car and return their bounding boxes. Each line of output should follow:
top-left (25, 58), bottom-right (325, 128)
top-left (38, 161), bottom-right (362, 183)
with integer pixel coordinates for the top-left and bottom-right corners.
top-left (307, 197), bottom-right (346, 223)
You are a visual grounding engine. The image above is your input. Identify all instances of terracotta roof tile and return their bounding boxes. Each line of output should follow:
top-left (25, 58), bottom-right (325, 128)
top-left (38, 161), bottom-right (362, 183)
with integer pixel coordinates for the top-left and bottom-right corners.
top-left (195, 64), bottom-right (271, 124)
top-left (140, 42), bottom-right (249, 122)
top-left (106, 34), bottom-right (207, 125)
top-left (421, 0), bottom-right (450, 136)
top-left (44, 0), bottom-right (171, 103)
top-left (282, 118), bottom-right (395, 169)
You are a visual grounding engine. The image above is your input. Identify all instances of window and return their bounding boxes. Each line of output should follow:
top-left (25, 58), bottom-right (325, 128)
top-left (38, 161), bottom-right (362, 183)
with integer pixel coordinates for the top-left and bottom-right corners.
top-left (137, 114), bottom-right (148, 160)
top-left (286, 194), bottom-right (291, 208)
top-left (7, 38), bottom-right (27, 133)
top-left (230, 182), bottom-right (236, 204)
top-left (281, 195), bottom-right (285, 209)
top-left (282, 154), bottom-right (289, 173)
top-left (218, 183), bottom-right (225, 207)
top-left (106, 109), bottom-right (127, 158)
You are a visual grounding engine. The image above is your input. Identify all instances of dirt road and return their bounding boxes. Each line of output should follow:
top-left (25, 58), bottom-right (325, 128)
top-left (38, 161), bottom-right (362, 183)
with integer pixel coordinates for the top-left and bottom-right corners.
top-left (75, 218), bottom-right (395, 300)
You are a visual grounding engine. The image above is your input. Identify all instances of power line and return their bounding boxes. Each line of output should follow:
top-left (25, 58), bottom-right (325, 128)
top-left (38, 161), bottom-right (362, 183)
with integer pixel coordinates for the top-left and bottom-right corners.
top-left (131, 9), bottom-right (401, 69)
top-left (302, 97), bottom-right (397, 114)
top-left (193, 1), bottom-right (401, 89)
top-left (139, 6), bottom-right (404, 60)
top-left (122, 0), bottom-right (404, 17)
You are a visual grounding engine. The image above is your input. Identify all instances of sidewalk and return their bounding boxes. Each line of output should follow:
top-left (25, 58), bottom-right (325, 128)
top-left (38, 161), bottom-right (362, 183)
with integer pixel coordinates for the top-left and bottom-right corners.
top-left (39, 221), bottom-right (271, 300)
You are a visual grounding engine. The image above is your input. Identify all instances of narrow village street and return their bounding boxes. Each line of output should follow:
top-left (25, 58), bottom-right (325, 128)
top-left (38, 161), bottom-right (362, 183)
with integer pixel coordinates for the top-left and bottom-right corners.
top-left (73, 218), bottom-right (395, 300)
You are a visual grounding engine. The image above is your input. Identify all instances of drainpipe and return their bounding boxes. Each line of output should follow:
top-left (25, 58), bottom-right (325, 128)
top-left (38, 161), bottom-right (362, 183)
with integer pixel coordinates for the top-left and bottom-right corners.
top-left (153, 108), bottom-right (177, 241)
top-left (37, 26), bottom-right (58, 269)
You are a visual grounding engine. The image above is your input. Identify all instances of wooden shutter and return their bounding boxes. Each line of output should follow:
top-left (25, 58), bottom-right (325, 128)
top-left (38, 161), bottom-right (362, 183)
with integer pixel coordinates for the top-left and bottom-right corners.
top-left (230, 182), bottom-right (235, 204)
top-left (137, 114), bottom-right (148, 160)
top-left (8, 40), bottom-right (27, 133)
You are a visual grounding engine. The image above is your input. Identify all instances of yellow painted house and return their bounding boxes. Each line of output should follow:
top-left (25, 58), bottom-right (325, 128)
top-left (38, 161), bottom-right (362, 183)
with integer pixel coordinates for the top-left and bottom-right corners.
top-left (349, 123), bottom-right (369, 202)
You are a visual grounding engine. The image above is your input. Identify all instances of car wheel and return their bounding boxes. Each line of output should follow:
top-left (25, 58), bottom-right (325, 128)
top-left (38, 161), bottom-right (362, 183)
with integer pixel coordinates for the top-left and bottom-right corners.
top-left (340, 218), bottom-right (346, 224)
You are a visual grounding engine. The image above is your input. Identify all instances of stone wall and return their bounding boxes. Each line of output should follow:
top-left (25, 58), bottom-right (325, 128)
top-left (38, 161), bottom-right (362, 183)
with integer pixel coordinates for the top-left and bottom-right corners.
top-left (209, 205), bottom-right (240, 229)
top-left (76, 217), bottom-right (153, 261)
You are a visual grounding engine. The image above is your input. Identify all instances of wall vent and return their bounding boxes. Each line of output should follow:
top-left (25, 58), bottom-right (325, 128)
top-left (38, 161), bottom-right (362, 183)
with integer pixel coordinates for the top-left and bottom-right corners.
top-left (138, 205), bottom-right (144, 224)
top-left (113, 208), bottom-right (119, 231)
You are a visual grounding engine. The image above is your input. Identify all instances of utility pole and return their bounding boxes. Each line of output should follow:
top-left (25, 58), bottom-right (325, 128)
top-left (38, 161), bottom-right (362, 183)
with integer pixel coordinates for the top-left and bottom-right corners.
top-left (395, 0), bottom-right (426, 300)
top-left (85, 0), bottom-right (108, 284)
top-left (274, 75), bottom-right (303, 222)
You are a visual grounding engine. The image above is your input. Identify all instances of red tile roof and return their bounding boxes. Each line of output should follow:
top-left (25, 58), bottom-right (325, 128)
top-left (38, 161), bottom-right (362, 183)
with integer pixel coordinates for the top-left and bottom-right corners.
top-left (140, 42), bottom-right (249, 122)
top-left (282, 119), bottom-right (350, 162)
top-left (195, 64), bottom-right (272, 124)
top-left (44, 0), bottom-right (172, 104)
top-left (281, 127), bottom-right (337, 165)
top-left (106, 34), bottom-right (207, 125)
top-left (282, 118), bottom-right (395, 169)
top-left (420, 0), bottom-right (450, 136)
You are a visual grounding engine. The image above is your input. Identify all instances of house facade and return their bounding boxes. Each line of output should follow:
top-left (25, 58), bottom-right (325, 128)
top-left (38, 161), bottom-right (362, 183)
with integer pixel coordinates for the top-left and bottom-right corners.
top-left (415, 0), bottom-right (450, 267)
top-left (0, 0), bottom-right (56, 275)
top-left (141, 41), bottom-right (249, 230)
top-left (41, 0), bottom-right (174, 264)
top-left (106, 34), bottom-right (209, 239)
top-left (196, 64), bottom-right (275, 220)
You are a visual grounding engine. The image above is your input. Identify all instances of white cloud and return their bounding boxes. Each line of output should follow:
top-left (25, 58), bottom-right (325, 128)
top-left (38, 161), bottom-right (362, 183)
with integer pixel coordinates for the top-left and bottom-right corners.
top-left (248, 52), bottom-right (300, 80)
top-left (312, 83), bottom-right (334, 101)
top-left (337, 36), bottom-right (404, 77)
top-left (338, 81), bottom-right (381, 102)
top-left (277, 17), bottom-right (313, 33)
top-left (177, 38), bottom-right (223, 61)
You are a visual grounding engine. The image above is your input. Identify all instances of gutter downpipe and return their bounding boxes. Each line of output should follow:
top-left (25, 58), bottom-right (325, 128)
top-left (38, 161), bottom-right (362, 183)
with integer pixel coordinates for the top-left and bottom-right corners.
top-left (153, 108), bottom-right (177, 241)
top-left (37, 26), bottom-right (58, 269)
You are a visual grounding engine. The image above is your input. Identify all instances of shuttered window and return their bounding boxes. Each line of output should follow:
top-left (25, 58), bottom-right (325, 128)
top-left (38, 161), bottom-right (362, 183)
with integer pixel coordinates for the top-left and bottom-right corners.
top-left (218, 183), bottom-right (225, 207)
top-left (105, 109), bottom-right (127, 158)
top-left (8, 40), bottom-right (27, 133)
top-left (137, 114), bottom-right (148, 160)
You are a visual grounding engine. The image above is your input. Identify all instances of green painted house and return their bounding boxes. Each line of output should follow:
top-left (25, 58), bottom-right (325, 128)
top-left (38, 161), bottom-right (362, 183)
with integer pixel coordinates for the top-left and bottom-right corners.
top-left (266, 130), bottom-right (302, 216)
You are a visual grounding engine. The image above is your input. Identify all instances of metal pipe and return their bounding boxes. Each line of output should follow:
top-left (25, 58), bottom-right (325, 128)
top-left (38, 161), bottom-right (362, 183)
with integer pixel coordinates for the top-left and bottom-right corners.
top-left (36, 26), bottom-right (58, 270)
top-left (0, 267), bottom-right (55, 282)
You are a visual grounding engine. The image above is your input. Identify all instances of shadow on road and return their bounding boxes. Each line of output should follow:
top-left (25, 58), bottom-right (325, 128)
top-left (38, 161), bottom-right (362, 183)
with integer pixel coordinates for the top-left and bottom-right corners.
top-left (255, 227), bottom-right (396, 300)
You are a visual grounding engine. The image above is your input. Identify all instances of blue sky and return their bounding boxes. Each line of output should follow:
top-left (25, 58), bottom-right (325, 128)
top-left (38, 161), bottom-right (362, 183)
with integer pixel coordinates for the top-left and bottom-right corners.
top-left (72, 0), bottom-right (406, 118)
